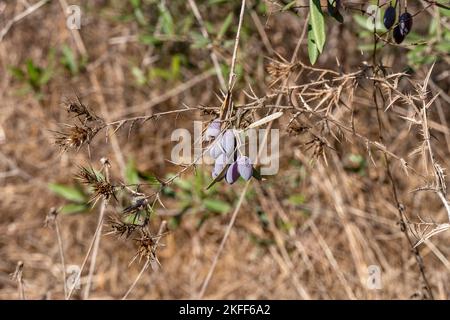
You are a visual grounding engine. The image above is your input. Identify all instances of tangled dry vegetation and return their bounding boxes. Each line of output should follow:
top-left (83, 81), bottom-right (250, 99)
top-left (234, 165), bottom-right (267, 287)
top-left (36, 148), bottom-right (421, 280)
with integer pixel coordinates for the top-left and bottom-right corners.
top-left (1, 0), bottom-right (450, 299)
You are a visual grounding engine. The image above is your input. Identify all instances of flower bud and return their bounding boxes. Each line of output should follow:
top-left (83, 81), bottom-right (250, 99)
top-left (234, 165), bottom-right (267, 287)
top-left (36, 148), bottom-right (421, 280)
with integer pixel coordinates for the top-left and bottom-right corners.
top-left (220, 130), bottom-right (235, 156)
top-left (212, 154), bottom-right (226, 178)
top-left (237, 156), bottom-right (253, 181)
top-left (225, 161), bottom-right (239, 184)
top-left (205, 120), bottom-right (221, 141)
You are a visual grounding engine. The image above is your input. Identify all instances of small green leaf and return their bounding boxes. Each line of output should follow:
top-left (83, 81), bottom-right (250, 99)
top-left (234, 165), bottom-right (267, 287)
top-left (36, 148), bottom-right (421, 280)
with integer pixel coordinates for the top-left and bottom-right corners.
top-left (218, 12), bottom-right (233, 39)
top-left (49, 183), bottom-right (86, 203)
top-left (61, 45), bottom-right (78, 75)
top-left (307, 23), bottom-right (320, 65)
top-left (125, 159), bottom-right (140, 185)
top-left (204, 199), bottom-right (230, 214)
top-left (130, 0), bottom-right (140, 9)
top-left (288, 194), bottom-right (305, 206)
top-left (8, 66), bottom-right (25, 80)
top-left (174, 178), bottom-right (192, 191)
top-left (158, 4), bottom-right (174, 35)
top-left (131, 66), bottom-right (146, 85)
top-left (309, 0), bottom-right (326, 53)
top-left (61, 203), bottom-right (90, 215)
top-left (134, 8), bottom-right (147, 26)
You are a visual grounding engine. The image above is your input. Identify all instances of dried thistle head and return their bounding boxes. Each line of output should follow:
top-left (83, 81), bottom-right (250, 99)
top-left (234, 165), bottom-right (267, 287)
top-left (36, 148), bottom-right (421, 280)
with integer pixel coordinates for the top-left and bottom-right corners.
top-left (54, 124), bottom-right (95, 152)
top-left (75, 166), bottom-right (116, 203)
top-left (76, 166), bottom-right (100, 185)
top-left (64, 96), bottom-right (101, 123)
top-left (131, 229), bottom-right (167, 265)
top-left (106, 215), bottom-right (139, 239)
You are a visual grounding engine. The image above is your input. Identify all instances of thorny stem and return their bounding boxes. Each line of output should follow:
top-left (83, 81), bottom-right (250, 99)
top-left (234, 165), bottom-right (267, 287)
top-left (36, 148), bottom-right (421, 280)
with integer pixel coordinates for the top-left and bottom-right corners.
top-left (82, 163), bottom-right (110, 299)
top-left (198, 13), bottom-right (310, 299)
top-left (121, 221), bottom-right (167, 300)
top-left (187, 0), bottom-right (227, 91)
top-left (228, 0), bottom-right (246, 89)
top-left (420, 65), bottom-right (450, 222)
top-left (371, 3), bottom-right (434, 298)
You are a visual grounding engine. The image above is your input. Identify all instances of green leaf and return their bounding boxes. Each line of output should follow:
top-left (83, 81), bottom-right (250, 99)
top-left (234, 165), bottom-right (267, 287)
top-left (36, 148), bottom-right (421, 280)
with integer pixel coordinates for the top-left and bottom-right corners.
top-left (8, 66), bottom-right (25, 80)
top-left (309, 0), bottom-right (326, 53)
top-left (158, 4), bottom-right (174, 35)
top-left (288, 194), bottom-right (305, 206)
top-left (130, 0), bottom-right (140, 9)
top-left (134, 8), bottom-right (147, 26)
top-left (49, 183), bottom-right (86, 203)
top-left (218, 12), bottom-right (233, 39)
top-left (61, 203), bottom-right (90, 215)
top-left (307, 23), bottom-right (320, 65)
top-left (139, 34), bottom-right (162, 46)
top-left (125, 159), bottom-right (140, 185)
top-left (174, 178), bottom-right (192, 191)
top-left (131, 66), bottom-right (146, 85)
top-left (204, 199), bottom-right (230, 214)
top-left (61, 45), bottom-right (77, 74)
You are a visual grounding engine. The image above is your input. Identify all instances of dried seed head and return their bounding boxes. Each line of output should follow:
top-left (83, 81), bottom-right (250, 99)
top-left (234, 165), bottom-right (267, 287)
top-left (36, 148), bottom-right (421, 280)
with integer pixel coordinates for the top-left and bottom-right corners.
top-left (92, 180), bottom-right (116, 202)
top-left (76, 166), bottom-right (99, 185)
top-left (131, 230), bottom-right (167, 265)
top-left (107, 215), bottom-right (138, 238)
top-left (64, 96), bottom-right (101, 122)
top-left (54, 125), bottom-right (94, 151)
top-left (75, 166), bottom-right (116, 203)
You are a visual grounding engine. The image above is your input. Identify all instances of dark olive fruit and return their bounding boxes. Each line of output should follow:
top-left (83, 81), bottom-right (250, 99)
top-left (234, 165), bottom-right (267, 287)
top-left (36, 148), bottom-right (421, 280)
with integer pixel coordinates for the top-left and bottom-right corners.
top-left (393, 25), bottom-right (405, 44)
top-left (383, 6), bottom-right (396, 29)
top-left (399, 12), bottom-right (413, 36)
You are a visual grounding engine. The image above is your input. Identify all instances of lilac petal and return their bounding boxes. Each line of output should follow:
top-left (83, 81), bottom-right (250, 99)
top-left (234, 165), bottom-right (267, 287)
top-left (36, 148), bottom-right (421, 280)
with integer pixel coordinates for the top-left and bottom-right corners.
top-left (212, 154), bottom-right (226, 178)
top-left (205, 127), bottom-right (220, 141)
top-left (221, 130), bottom-right (235, 156)
top-left (205, 120), bottom-right (221, 141)
top-left (237, 156), bottom-right (253, 181)
top-left (210, 119), bottom-right (221, 130)
top-left (209, 142), bottom-right (223, 159)
top-left (225, 161), bottom-right (239, 184)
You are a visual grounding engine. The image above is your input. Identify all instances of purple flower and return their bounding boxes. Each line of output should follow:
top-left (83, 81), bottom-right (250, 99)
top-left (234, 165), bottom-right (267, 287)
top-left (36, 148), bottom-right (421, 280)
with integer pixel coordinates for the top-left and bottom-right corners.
top-left (212, 154), bottom-right (226, 178)
top-left (209, 142), bottom-right (223, 159)
top-left (225, 161), bottom-right (239, 184)
top-left (220, 130), bottom-right (235, 156)
top-left (205, 119), bottom-right (221, 141)
top-left (237, 156), bottom-right (253, 181)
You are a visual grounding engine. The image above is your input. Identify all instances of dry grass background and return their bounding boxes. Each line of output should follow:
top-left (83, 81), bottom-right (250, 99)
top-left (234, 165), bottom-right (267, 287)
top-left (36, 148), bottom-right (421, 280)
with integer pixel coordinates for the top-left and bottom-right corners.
top-left (0, 0), bottom-right (450, 299)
